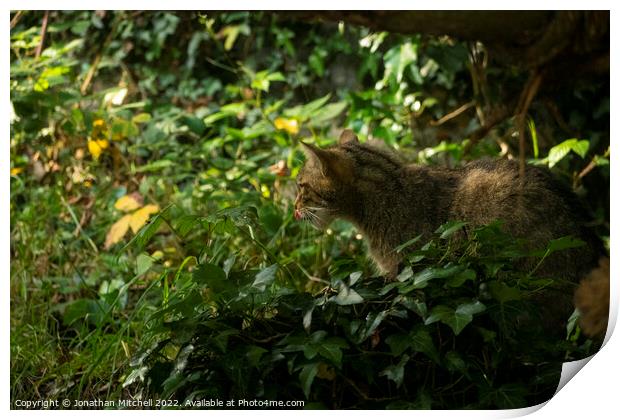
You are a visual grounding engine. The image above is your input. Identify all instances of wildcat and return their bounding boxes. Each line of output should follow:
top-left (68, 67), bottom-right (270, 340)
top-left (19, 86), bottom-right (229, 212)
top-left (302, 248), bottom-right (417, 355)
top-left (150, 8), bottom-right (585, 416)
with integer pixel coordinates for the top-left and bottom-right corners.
top-left (294, 129), bottom-right (602, 333)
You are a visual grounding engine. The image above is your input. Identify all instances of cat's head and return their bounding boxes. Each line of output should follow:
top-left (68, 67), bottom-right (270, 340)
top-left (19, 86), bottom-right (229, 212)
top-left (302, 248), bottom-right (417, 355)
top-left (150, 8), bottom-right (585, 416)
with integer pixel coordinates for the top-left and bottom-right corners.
top-left (294, 130), bottom-right (360, 229)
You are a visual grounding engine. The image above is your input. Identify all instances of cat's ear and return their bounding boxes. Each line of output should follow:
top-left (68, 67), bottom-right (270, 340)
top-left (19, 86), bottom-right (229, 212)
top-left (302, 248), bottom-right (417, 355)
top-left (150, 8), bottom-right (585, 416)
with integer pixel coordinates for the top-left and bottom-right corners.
top-left (338, 129), bottom-right (359, 145)
top-left (300, 141), bottom-right (352, 181)
top-left (300, 141), bottom-right (332, 169)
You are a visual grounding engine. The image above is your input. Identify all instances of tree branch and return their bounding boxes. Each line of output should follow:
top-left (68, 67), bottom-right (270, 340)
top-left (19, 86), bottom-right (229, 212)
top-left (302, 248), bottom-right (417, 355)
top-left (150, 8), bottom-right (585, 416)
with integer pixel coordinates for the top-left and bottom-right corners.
top-left (35, 11), bottom-right (49, 59)
top-left (276, 11), bottom-right (609, 73)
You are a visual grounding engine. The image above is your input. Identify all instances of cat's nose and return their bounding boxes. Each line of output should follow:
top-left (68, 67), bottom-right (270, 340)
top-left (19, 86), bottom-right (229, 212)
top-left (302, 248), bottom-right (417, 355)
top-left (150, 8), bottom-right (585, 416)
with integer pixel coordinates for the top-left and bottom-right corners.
top-left (294, 195), bottom-right (301, 220)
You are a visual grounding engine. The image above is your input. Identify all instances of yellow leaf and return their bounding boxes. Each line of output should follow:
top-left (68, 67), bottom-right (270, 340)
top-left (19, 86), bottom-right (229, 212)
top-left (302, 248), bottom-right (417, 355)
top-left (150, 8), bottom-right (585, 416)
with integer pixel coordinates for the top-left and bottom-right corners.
top-left (114, 195), bottom-right (142, 212)
top-left (260, 184), bottom-right (270, 198)
top-left (87, 138), bottom-right (109, 160)
top-left (316, 362), bottom-right (336, 380)
top-left (87, 140), bottom-right (102, 160)
top-left (128, 204), bottom-right (160, 234)
top-left (91, 119), bottom-right (109, 140)
top-left (10, 167), bottom-right (23, 176)
top-left (274, 117), bottom-right (299, 135)
top-left (105, 214), bottom-right (132, 249)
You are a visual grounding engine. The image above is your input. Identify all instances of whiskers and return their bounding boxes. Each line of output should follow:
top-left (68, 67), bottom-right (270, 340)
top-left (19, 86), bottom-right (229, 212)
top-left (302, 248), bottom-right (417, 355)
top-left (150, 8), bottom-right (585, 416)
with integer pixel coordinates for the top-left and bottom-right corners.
top-left (299, 206), bottom-right (332, 229)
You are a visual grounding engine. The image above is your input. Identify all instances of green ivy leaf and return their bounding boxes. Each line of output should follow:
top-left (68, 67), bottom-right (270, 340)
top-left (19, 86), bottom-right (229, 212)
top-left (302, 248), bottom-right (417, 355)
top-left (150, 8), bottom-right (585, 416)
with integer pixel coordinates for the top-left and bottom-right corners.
top-left (436, 220), bottom-right (468, 239)
top-left (425, 305), bottom-right (452, 326)
top-left (223, 255), bottom-right (236, 276)
top-left (193, 263), bottom-right (227, 285)
top-left (546, 236), bottom-right (586, 253)
top-left (330, 285), bottom-right (364, 305)
top-left (488, 281), bottom-right (521, 303)
top-left (303, 307), bottom-right (314, 332)
top-left (385, 333), bottom-right (411, 356)
top-left (480, 383), bottom-right (528, 409)
top-left (349, 271), bottom-right (363, 286)
top-left (213, 329), bottom-right (238, 352)
top-left (444, 351), bottom-right (467, 373)
top-left (456, 301), bottom-right (486, 317)
top-left (426, 301), bottom-right (486, 336)
top-left (251, 264), bottom-right (278, 292)
top-left (193, 263), bottom-right (231, 299)
top-left (409, 326), bottom-right (440, 363)
top-left (452, 301), bottom-right (486, 335)
top-left (446, 268), bottom-right (476, 287)
top-left (317, 343), bottom-right (343, 367)
top-left (303, 345), bottom-right (318, 360)
top-left (401, 264), bottom-right (464, 292)
top-left (310, 330), bottom-right (328, 343)
top-left (299, 363), bottom-right (319, 398)
top-left (396, 266), bottom-right (413, 282)
top-left (122, 366), bottom-right (149, 387)
top-left (394, 234), bottom-right (423, 253)
top-left (245, 345), bottom-right (268, 367)
top-left (380, 354), bottom-right (410, 388)
top-left (394, 296), bottom-right (427, 318)
top-left (362, 311), bottom-right (387, 340)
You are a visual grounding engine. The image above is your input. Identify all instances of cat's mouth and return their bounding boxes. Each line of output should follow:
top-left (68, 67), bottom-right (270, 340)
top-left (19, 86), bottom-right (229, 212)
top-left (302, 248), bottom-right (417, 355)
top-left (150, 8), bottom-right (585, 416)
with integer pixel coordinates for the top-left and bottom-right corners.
top-left (295, 207), bottom-right (330, 230)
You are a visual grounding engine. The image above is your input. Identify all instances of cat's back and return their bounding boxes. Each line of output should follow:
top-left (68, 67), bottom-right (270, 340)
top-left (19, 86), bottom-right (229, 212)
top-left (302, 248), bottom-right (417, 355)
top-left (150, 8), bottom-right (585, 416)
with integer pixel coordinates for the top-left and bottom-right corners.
top-left (399, 158), bottom-right (580, 238)
top-left (453, 159), bottom-right (572, 227)
top-left (451, 158), bottom-right (597, 277)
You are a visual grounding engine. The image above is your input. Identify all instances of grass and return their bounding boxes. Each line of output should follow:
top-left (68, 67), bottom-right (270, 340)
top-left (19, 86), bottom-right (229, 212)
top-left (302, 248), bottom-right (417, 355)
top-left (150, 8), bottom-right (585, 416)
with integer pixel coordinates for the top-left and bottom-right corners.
top-left (10, 11), bottom-right (608, 409)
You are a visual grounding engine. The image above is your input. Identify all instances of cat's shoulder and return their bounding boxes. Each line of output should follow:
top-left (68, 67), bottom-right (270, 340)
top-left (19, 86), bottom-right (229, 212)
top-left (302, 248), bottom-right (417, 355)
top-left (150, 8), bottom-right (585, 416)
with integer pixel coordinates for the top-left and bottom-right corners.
top-left (359, 139), bottom-right (404, 163)
top-left (463, 157), bottom-right (553, 176)
top-left (462, 157), bottom-right (517, 172)
top-left (462, 158), bottom-right (555, 181)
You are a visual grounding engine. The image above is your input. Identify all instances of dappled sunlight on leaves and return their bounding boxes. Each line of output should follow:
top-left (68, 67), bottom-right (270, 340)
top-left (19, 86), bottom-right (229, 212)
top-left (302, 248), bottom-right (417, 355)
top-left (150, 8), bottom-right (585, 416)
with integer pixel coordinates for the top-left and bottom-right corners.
top-left (105, 195), bottom-right (160, 249)
top-left (87, 138), bottom-right (109, 160)
top-left (104, 214), bottom-right (132, 250)
top-left (114, 194), bottom-right (142, 212)
top-left (274, 117), bottom-right (299, 135)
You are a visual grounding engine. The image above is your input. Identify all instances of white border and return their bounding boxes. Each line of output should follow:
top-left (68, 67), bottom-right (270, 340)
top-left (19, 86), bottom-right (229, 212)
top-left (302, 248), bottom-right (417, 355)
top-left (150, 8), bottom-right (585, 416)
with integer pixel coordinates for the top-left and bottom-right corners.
top-left (5, 4), bottom-right (616, 420)
top-left (0, 1), bottom-right (616, 10)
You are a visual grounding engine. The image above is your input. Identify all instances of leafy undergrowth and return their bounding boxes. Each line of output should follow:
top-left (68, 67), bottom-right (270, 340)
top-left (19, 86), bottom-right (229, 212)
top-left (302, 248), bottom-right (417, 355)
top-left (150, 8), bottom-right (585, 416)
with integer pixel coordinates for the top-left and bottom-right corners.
top-left (10, 12), bottom-right (608, 408)
top-left (125, 215), bottom-right (595, 409)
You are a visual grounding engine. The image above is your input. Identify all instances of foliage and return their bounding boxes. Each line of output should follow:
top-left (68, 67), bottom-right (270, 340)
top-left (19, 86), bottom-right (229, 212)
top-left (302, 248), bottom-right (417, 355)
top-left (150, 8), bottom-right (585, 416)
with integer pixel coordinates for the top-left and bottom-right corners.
top-left (125, 219), bottom-right (593, 409)
top-left (10, 11), bottom-right (609, 408)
